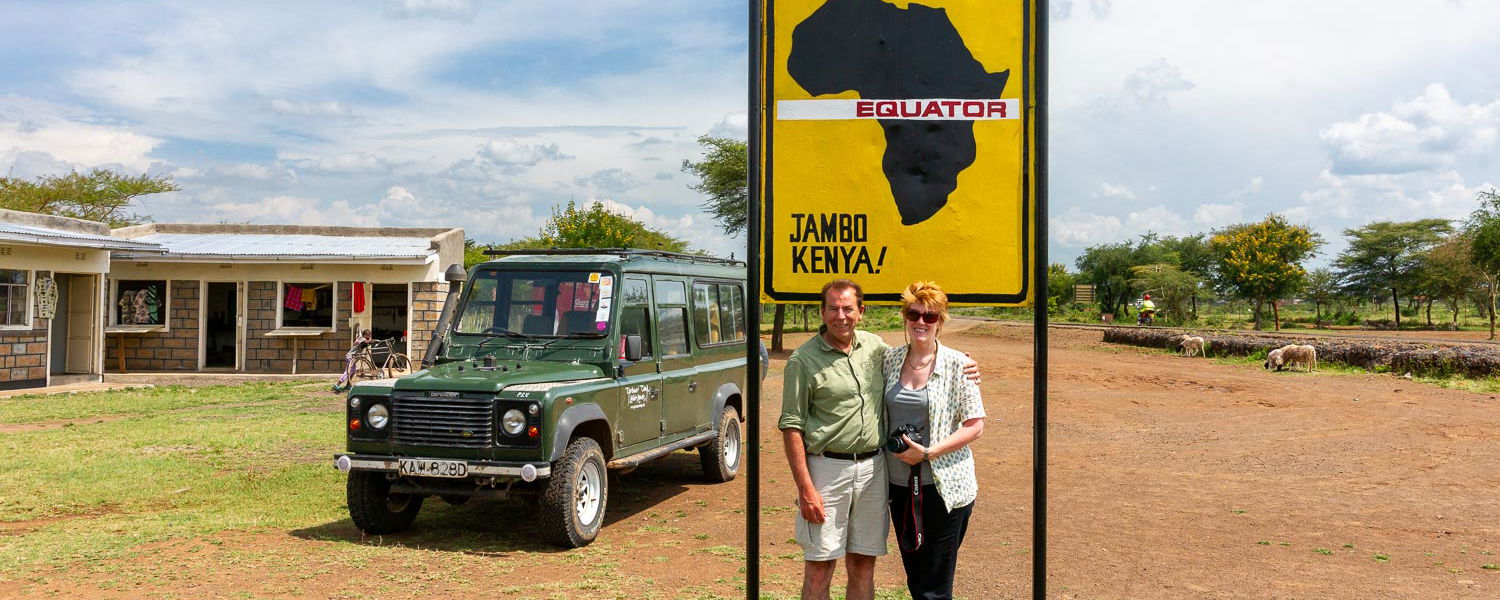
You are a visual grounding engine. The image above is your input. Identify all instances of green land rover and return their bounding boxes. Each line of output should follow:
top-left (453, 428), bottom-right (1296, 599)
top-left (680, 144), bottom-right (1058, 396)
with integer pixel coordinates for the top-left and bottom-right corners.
top-left (334, 249), bottom-right (749, 547)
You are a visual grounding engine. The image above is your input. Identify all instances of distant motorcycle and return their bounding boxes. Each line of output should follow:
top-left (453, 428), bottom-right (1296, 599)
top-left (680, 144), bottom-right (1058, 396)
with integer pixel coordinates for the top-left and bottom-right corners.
top-left (1137, 309), bottom-right (1156, 326)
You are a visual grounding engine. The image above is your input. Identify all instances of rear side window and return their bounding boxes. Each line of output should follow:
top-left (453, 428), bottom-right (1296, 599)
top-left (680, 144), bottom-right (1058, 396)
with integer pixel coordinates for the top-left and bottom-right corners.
top-left (619, 278), bottom-right (652, 360)
top-left (654, 280), bottom-right (689, 356)
top-left (693, 282), bottom-right (746, 346)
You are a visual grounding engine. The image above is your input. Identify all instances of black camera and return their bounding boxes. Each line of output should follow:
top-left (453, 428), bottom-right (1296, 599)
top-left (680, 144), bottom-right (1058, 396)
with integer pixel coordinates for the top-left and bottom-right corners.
top-left (884, 424), bottom-right (920, 453)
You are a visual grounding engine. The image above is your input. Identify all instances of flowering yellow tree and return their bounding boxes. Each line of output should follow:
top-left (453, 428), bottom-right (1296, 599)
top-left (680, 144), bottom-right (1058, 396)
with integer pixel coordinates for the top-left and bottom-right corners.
top-left (1209, 214), bottom-right (1321, 330)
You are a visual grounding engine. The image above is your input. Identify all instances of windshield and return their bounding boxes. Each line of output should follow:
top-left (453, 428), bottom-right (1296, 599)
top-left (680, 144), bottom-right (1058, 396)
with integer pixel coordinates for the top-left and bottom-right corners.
top-left (455, 269), bottom-right (613, 337)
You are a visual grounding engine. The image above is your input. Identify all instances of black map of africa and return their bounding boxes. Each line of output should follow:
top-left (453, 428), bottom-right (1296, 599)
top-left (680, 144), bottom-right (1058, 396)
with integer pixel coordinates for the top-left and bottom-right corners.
top-left (788, 0), bottom-right (1009, 225)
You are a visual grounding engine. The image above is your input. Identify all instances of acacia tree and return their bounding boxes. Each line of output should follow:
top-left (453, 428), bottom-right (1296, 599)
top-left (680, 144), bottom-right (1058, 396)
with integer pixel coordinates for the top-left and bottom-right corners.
top-left (0, 169), bottom-right (177, 226)
top-left (1128, 263), bottom-right (1204, 324)
top-left (1334, 218), bottom-right (1452, 328)
top-left (681, 135), bottom-right (791, 350)
top-left (1419, 235), bottom-right (1480, 327)
top-left (1209, 215), bottom-right (1321, 330)
top-left (1302, 268), bottom-right (1341, 327)
top-left (494, 200), bottom-right (687, 252)
top-left (1467, 189), bottom-right (1500, 339)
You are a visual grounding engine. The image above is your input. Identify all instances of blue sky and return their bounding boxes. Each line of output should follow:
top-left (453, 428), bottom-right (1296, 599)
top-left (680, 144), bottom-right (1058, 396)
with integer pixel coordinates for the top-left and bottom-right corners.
top-left (2, 0), bottom-right (1498, 266)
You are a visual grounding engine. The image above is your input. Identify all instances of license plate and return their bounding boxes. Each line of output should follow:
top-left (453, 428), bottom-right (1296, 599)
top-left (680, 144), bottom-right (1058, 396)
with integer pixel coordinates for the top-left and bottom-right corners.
top-left (398, 458), bottom-right (468, 479)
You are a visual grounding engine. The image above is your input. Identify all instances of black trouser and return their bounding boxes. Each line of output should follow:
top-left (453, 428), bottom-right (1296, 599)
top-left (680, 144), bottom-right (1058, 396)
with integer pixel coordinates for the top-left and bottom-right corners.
top-left (888, 483), bottom-right (972, 600)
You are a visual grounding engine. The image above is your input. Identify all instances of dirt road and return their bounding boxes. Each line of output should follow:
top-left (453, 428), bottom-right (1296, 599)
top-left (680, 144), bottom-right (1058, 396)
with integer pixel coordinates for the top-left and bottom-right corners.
top-left (757, 324), bottom-right (1500, 599)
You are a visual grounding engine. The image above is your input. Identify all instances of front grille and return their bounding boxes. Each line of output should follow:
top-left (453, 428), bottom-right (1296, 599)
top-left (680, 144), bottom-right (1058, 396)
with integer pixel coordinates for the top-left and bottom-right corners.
top-left (391, 393), bottom-right (495, 448)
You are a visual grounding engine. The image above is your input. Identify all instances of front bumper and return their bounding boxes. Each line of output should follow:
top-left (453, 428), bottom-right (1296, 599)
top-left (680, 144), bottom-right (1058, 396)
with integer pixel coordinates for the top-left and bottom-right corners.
top-left (334, 453), bottom-right (552, 479)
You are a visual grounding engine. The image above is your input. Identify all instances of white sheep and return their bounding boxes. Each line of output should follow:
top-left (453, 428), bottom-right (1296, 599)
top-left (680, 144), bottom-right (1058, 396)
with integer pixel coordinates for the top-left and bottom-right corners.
top-left (1178, 336), bottom-right (1205, 357)
top-left (1265, 344), bottom-right (1317, 372)
top-left (1264, 347), bottom-right (1284, 371)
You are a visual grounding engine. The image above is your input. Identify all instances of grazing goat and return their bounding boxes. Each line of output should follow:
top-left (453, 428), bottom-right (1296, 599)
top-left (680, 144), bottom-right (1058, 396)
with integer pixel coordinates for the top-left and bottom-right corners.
top-left (1265, 344), bottom-right (1317, 372)
top-left (1178, 336), bottom-right (1205, 357)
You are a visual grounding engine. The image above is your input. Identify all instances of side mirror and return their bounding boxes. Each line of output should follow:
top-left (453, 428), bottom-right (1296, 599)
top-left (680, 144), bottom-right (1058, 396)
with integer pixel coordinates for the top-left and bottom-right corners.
top-left (623, 334), bottom-right (645, 362)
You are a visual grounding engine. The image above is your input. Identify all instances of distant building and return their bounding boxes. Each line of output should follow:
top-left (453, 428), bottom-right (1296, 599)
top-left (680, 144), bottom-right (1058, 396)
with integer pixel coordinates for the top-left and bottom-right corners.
top-left (106, 223), bottom-right (464, 374)
top-left (0, 209), bottom-right (165, 390)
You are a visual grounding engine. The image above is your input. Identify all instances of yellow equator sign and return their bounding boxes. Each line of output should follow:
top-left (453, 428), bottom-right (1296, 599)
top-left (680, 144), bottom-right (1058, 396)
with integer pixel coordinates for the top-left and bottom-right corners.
top-left (760, 0), bottom-right (1036, 305)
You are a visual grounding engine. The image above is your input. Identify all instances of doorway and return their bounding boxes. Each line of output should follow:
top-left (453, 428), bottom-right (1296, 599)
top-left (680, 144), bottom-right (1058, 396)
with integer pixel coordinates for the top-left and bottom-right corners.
top-left (49, 273), bottom-right (98, 376)
top-left (203, 282), bottom-right (239, 369)
top-left (371, 284), bottom-right (409, 356)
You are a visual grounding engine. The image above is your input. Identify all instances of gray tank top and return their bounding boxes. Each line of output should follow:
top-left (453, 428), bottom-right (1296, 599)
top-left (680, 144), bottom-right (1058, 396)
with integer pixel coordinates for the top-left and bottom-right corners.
top-left (885, 382), bottom-right (934, 486)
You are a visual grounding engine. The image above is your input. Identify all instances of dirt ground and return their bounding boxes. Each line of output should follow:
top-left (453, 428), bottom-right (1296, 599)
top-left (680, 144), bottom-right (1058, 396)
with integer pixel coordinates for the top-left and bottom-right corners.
top-left (757, 322), bottom-right (1500, 599)
top-left (7, 322), bottom-right (1499, 599)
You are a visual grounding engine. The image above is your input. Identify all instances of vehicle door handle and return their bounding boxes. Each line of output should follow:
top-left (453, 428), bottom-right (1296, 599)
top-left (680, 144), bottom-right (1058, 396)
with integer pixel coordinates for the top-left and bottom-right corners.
top-left (688, 381), bottom-right (698, 393)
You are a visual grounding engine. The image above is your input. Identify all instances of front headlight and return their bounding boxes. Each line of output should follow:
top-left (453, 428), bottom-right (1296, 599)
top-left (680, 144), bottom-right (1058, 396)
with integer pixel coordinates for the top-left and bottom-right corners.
top-left (502, 408), bottom-right (526, 436)
top-left (367, 404), bottom-right (390, 430)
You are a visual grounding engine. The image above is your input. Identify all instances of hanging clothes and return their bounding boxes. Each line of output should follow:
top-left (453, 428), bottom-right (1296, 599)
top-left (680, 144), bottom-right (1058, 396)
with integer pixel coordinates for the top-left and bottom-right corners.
top-left (302, 286), bottom-right (318, 311)
top-left (284, 285), bottom-right (304, 311)
top-left (352, 282), bottom-right (366, 314)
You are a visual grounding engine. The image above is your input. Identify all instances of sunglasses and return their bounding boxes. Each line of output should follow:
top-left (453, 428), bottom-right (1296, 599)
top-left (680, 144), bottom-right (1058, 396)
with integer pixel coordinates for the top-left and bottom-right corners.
top-left (903, 309), bottom-right (941, 324)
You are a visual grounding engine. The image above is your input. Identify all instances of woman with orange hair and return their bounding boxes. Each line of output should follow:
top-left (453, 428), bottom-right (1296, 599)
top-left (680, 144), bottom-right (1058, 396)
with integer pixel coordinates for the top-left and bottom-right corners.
top-left (881, 281), bottom-right (986, 600)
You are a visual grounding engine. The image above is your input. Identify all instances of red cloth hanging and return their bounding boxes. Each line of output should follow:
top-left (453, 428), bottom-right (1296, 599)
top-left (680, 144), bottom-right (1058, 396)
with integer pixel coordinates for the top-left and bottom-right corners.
top-left (353, 282), bottom-right (366, 314)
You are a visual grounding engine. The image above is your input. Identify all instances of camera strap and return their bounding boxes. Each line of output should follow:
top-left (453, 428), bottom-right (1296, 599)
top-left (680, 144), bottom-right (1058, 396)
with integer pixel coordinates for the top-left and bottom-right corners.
top-left (896, 467), bottom-right (924, 552)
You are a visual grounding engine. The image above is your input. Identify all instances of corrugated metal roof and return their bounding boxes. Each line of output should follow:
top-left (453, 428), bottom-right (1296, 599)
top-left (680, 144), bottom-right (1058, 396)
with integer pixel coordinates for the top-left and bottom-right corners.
top-left (0, 221), bottom-right (165, 252)
top-left (117, 233), bottom-right (436, 262)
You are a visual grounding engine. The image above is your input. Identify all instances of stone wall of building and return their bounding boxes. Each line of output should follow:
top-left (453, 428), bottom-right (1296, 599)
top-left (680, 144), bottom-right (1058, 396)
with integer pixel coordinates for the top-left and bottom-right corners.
top-left (0, 314), bottom-right (47, 390)
top-left (408, 280), bottom-right (448, 364)
top-left (104, 280), bottom-right (200, 371)
top-left (244, 281), bottom-right (355, 374)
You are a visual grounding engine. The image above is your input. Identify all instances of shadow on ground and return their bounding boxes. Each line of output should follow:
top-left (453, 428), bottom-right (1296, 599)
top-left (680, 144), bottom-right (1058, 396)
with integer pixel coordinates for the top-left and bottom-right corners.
top-left (290, 450), bottom-right (716, 554)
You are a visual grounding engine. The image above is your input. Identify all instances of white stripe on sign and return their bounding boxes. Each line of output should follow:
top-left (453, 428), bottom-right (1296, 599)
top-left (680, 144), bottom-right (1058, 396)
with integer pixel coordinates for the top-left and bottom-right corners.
top-left (777, 99), bottom-right (1019, 121)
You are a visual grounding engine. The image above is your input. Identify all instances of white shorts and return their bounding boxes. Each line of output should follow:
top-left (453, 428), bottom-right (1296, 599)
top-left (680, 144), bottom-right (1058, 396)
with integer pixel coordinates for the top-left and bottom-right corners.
top-left (795, 453), bottom-right (889, 561)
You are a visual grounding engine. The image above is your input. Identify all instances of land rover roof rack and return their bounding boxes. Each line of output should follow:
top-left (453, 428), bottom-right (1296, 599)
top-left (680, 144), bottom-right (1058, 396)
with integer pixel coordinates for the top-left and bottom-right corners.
top-left (480, 247), bottom-right (744, 266)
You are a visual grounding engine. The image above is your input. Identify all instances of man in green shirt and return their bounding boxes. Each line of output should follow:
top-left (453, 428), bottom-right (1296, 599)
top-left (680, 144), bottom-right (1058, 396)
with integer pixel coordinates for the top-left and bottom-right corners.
top-left (780, 279), bottom-right (888, 600)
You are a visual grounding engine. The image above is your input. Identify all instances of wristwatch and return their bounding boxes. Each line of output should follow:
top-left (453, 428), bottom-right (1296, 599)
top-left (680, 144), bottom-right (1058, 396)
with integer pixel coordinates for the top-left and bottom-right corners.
top-left (922, 449), bottom-right (931, 462)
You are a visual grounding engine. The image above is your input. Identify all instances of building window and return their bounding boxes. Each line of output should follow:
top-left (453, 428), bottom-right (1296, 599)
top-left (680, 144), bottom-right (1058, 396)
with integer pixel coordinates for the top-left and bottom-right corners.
top-left (0, 269), bottom-right (28, 328)
top-left (112, 280), bottom-right (169, 326)
top-left (281, 282), bottom-right (335, 329)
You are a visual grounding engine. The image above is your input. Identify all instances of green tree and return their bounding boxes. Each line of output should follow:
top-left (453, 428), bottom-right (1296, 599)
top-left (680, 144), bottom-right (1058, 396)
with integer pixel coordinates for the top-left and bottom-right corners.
top-left (1333, 218), bottom-right (1453, 328)
top-left (1303, 268), bottom-right (1341, 328)
top-left (1075, 241), bottom-right (1138, 318)
top-left (494, 201), bottom-right (688, 252)
top-left (1128, 263), bottom-right (1204, 325)
top-left (680, 135), bottom-right (790, 351)
top-left (1466, 189), bottom-right (1500, 338)
top-left (1418, 235), bottom-right (1480, 327)
top-left (681, 135), bottom-right (748, 235)
top-left (1209, 214), bottom-right (1322, 330)
top-left (462, 238), bottom-right (492, 268)
top-left (0, 169), bottom-right (177, 227)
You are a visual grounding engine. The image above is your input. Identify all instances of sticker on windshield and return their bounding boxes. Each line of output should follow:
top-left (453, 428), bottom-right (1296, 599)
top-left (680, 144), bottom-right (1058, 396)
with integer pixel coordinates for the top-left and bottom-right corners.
top-left (598, 276), bottom-right (613, 298)
top-left (595, 321), bottom-right (608, 331)
top-left (589, 272), bottom-right (601, 284)
top-left (595, 297), bottom-right (612, 324)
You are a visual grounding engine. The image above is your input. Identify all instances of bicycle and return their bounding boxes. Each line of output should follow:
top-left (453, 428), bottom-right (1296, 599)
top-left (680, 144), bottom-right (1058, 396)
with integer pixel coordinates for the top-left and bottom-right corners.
top-left (349, 337), bottom-right (412, 381)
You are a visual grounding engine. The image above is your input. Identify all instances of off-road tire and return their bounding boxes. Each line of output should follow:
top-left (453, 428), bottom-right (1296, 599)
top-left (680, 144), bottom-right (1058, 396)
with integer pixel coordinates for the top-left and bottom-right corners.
top-left (540, 437), bottom-right (608, 548)
top-left (347, 471), bottom-right (422, 534)
top-left (699, 405), bottom-right (742, 482)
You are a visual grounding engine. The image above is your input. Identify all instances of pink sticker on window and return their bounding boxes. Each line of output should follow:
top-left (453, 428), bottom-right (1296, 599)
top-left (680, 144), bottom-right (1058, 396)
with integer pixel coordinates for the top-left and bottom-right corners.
top-left (595, 321), bottom-right (608, 331)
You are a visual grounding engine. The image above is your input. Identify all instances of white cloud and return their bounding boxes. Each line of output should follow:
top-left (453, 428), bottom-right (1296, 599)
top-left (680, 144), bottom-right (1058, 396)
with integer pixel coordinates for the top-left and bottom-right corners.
top-left (1053, 207), bottom-right (1123, 247)
top-left (206, 162), bottom-right (295, 182)
top-left (269, 99), bottom-right (353, 117)
top-left (1124, 205), bottom-right (1189, 236)
top-left (207, 195), bottom-right (380, 227)
top-left (1228, 177), bottom-right (1263, 198)
top-left (1093, 182), bottom-right (1137, 202)
top-left (1320, 84), bottom-right (1500, 175)
top-left (575, 168), bottom-right (641, 194)
top-left (1290, 169), bottom-right (1494, 224)
top-left (476, 139), bottom-right (572, 169)
top-left (280, 151), bottom-right (393, 174)
top-left (1119, 59), bottom-right (1194, 110)
top-left (0, 96), bottom-right (163, 174)
top-left (1193, 202), bottom-right (1244, 228)
top-left (708, 112), bottom-right (748, 140)
top-left (383, 0), bottom-right (477, 21)
top-left (594, 198), bottom-right (741, 258)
